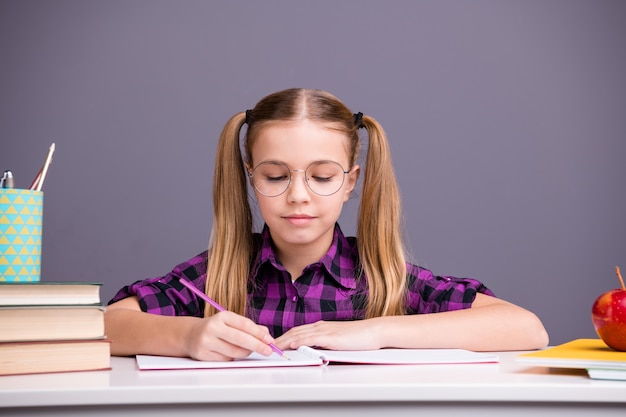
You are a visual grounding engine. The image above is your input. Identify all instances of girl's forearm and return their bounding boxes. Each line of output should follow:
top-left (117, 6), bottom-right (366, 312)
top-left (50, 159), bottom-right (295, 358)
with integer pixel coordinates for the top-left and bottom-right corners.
top-left (375, 300), bottom-right (549, 352)
top-left (104, 307), bottom-right (199, 357)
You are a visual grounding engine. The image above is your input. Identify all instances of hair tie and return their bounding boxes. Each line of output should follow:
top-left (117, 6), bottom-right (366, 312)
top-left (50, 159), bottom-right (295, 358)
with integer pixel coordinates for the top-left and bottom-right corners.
top-left (353, 112), bottom-right (364, 129)
top-left (245, 109), bottom-right (252, 125)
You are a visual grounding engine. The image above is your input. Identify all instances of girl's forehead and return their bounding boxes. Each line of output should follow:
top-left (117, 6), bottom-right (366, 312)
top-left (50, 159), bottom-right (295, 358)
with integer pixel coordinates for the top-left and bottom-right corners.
top-left (253, 119), bottom-right (343, 135)
top-left (250, 120), bottom-right (352, 163)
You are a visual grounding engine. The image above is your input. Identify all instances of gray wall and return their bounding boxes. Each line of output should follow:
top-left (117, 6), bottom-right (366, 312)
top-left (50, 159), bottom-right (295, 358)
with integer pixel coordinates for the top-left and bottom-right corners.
top-left (2, 0), bottom-right (625, 345)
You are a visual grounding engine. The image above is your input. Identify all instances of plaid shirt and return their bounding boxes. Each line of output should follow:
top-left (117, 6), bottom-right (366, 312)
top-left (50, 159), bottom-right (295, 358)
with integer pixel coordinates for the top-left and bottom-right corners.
top-left (109, 224), bottom-right (495, 337)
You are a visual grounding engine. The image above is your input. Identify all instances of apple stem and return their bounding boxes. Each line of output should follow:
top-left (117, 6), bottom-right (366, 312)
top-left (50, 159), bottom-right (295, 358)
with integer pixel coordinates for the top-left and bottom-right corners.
top-left (616, 266), bottom-right (626, 290)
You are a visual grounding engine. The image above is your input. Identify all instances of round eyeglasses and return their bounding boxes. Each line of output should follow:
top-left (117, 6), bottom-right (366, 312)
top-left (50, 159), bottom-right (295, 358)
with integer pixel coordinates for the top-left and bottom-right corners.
top-left (249, 160), bottom-right (350, 197)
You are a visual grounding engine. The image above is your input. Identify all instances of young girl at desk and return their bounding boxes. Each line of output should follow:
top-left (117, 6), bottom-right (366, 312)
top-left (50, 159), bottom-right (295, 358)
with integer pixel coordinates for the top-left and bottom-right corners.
top-left (105, 88), bottom-right (548, 360)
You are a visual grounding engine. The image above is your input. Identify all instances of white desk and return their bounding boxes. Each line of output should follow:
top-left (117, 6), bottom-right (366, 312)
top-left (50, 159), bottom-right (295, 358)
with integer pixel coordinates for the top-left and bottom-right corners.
top-left (0, 351), bottom-right (624, 416)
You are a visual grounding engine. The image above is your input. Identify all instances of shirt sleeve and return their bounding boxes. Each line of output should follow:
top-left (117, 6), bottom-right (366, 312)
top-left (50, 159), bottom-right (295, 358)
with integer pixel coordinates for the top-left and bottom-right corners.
top-left (106, 252), bottom-right (209, 317)
top-left (404, 263), bottom-right (496, 314)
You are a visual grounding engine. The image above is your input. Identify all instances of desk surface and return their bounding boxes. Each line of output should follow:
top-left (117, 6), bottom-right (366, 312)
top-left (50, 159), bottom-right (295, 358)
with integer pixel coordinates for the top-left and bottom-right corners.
top-left (1, 351), bottom-right (625, 416)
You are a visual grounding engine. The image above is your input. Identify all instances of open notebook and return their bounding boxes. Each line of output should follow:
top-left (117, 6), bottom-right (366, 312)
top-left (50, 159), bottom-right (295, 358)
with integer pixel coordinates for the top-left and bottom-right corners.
top-left (136, 346), bottom-right (499, 370)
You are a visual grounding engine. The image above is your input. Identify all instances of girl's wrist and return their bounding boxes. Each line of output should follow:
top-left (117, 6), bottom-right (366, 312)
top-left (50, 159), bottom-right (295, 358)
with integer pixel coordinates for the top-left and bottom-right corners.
top-left (370, 315), bottom-right (395, 349)
top-left (371, 314), bottom-right (424, 349)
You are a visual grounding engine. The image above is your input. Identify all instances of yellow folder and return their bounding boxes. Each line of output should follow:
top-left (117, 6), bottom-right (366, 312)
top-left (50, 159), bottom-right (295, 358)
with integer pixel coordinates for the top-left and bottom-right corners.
top-left (516, 338), bottom-right (626, 370)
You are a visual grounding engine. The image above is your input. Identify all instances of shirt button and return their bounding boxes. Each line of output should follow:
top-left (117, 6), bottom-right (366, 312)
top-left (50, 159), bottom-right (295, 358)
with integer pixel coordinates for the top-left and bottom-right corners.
top-left (292, 295), bottom-right (298, 302)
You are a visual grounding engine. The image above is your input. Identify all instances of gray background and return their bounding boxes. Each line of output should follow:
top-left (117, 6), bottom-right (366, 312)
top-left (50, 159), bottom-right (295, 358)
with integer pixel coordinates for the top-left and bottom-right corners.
top-left (1, 0), bottom-right (625, 346)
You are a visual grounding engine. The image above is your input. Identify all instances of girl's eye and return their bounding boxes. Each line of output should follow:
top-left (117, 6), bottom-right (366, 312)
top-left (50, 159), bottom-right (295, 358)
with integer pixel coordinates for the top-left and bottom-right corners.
top-left (311, 176), bottom-right (332, 183)
top-left (266, 175), bottom-right (288, 182)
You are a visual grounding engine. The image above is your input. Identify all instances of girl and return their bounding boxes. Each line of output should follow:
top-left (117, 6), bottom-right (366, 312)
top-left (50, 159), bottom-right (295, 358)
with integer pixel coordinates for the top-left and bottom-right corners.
top-left (105, 88), bottom-right (548, 360)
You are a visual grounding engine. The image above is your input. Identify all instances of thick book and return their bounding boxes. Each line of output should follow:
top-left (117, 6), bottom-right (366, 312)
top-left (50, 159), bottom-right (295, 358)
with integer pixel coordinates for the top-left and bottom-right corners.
top-left (0, 339), bottom-right (111, 376)
top-left (136, 347), bottom-right (499, 370)
top-left (516, 339), bottom-right (626, 370)
top-left (0, 282), bottom-right (102, 306)
top-left (0, 305), bottom-right (105, 342)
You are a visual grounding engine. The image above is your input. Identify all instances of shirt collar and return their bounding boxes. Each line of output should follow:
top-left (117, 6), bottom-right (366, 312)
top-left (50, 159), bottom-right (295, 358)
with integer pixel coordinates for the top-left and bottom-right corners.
top-left (251, 223), bottom-right (358, 289)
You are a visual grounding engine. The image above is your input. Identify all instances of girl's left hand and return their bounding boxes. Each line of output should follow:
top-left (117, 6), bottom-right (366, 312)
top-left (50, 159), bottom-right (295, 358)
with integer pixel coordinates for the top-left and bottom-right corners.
top-left (275, 319), bottom-right (384, 351)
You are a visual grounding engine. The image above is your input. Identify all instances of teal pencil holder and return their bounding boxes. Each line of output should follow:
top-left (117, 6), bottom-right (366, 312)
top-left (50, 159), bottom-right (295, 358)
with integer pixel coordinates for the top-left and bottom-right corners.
top-left (0, 189), bottom-right (43, 282)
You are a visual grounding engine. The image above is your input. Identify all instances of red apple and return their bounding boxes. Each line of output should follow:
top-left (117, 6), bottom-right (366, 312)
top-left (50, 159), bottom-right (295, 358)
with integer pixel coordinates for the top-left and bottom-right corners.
top-left (591, 266), bottom-right (626, 351)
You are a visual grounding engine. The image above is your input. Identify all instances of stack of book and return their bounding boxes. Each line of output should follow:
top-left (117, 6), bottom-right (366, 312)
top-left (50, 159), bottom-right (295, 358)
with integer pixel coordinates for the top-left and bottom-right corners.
top-left (0, 282), bottom-right (111, 376)
top-left (516, 338), bottom-right (626, 381)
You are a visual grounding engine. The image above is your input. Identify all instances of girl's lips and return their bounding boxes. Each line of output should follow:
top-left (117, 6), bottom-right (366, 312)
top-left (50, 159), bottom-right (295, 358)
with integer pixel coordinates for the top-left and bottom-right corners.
top-left (284, 215), bottom-right (315, 225)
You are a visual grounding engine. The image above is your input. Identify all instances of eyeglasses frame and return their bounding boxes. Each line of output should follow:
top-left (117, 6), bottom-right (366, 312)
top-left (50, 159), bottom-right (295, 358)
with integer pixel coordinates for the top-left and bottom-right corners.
top-left (248, 160), bottom-right (351, 197)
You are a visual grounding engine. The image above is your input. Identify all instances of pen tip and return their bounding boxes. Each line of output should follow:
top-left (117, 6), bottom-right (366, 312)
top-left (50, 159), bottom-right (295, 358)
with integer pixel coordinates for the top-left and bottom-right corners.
top-left (283, 353), bottom-right (291, 361)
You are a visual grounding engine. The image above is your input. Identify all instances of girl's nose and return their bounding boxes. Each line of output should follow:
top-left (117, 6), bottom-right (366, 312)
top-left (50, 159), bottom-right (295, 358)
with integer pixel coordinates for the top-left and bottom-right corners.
top-left (286, 170), bottom-right (311, 203)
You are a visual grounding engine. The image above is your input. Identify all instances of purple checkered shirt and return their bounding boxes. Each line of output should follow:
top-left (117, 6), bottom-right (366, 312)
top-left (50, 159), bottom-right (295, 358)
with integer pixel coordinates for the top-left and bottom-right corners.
top-left (109, 224), bottom-right (495, 337)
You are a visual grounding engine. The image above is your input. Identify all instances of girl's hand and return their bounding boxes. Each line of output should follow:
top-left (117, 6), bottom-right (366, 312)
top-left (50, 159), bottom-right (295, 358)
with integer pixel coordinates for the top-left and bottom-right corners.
top-left (184, 311), bottom-right (276, 361)
top-left (275, 319), bottom-right (384, 351)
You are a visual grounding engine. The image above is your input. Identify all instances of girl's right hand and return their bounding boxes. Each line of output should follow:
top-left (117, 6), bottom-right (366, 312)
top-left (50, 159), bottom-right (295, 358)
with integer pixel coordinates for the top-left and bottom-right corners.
top-left (184, 311), bottom-right (276, 361)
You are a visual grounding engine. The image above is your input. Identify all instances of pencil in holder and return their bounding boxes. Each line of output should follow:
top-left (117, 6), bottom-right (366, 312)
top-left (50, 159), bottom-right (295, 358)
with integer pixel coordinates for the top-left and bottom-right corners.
top-left (0, 189), bottom-right (44, 282)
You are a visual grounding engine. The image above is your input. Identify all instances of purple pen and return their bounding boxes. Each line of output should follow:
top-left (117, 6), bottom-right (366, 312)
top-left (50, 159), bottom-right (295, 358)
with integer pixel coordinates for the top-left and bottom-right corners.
top-left (179, 278), bottom-right (289, 360)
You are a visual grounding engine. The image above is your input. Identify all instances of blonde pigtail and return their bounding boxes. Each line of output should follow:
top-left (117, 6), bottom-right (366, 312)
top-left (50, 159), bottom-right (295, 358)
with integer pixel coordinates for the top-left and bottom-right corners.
top-left (205, 112), bottom-right (253, 316)
top-left (357, 116), bottom-right (408, 318)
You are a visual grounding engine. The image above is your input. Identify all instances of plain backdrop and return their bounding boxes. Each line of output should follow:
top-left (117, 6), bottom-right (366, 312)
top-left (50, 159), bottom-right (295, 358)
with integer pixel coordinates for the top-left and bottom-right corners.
top-left (1, 0), bottom-right (625, 345)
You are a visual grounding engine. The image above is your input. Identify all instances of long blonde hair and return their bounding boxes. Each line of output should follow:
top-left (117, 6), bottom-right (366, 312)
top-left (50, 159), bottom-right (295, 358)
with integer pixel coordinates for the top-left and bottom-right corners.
top-left (205, 88), bottom-right (407, 318)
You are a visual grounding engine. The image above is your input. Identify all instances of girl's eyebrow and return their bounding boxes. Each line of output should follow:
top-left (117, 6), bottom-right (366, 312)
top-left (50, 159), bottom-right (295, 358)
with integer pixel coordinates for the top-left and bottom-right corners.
top-left (251, 159), bottom-right (288, 168)
top-left (255, 159), bottom-right (345, 167)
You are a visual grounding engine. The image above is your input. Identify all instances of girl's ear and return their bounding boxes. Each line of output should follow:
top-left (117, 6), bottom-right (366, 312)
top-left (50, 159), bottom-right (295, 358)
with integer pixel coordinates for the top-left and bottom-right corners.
top-left (245, 162), bottom-right (254, 189)
top-left (343, 165), bottom-right (360, 202)
top-left (245, 162), bottom-right (256, 179)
